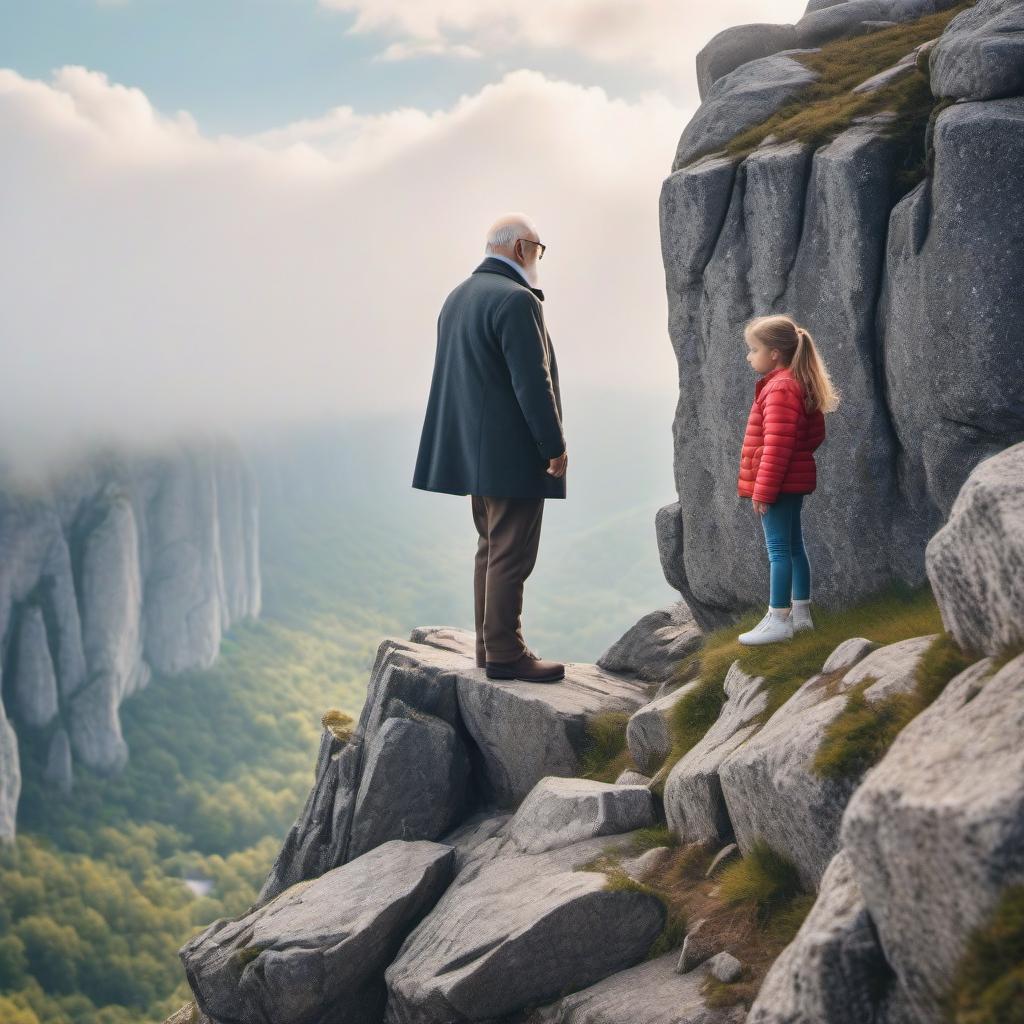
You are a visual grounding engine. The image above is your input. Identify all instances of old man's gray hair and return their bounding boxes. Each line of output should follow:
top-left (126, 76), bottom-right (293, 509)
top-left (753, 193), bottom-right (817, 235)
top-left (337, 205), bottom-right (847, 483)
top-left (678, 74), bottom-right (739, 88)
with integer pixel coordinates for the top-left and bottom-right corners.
top-left (485, 217), bottom-right (538, 253)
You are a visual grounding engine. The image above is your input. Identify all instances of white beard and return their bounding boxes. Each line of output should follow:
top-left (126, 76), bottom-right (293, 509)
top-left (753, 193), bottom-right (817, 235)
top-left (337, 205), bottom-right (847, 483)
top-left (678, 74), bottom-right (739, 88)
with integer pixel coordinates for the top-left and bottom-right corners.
top-left (523, 261), bottom-right (541, 288)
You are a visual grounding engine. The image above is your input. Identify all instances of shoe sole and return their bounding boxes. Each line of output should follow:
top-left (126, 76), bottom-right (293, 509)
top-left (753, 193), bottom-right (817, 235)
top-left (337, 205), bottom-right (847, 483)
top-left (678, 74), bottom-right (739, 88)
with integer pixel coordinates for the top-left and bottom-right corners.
top-left (485, 667), bottom-right (565, 682)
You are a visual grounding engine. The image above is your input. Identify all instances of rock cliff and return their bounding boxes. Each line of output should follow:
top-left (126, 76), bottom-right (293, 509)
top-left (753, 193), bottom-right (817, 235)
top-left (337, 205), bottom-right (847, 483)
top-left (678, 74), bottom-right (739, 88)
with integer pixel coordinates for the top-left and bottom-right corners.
top-left (656, 0), bottom-right (1024, 630)
top-left (171, 441), bottom-right (1023, 1024)
top-left (0, 438), bottom-right (261, 839)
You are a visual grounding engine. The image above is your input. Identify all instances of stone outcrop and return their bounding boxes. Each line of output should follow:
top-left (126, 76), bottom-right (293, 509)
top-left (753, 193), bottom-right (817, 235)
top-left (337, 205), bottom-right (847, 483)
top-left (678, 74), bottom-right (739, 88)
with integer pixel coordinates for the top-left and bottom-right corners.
top-left (657, 0), bottom-right (1024, 630)
top-left (718, 634), bottom-right (934, 888)
top-left (930, 0), bottom-right (1024, 100)
top-left (663, 662), bottom-right (767, 847)
top-left (383, 831), bottom-right (666, 1024)
top-left (0, 439), bottom-right (261, 839)
top-left (696, 0), bottom-right (964, 98)
top-left (746, 849), bottom-right (893, 1023)
top-left (258, 628), bottom-right (652, 904)
top-left (597, 602), bottom-right (703, 685)
top-left (840, 652), bottom-right (1023, 1022)
top-left (181, 840), bottom-right (455, 1024)
top-left (925, 442), bottom-right (1024, 656)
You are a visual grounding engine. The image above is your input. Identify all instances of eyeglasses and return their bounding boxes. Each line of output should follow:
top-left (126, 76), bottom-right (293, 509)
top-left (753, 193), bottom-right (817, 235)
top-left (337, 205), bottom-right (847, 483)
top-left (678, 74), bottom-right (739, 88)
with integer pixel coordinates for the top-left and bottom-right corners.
top-left (517, 237), bottom-right (546, 260)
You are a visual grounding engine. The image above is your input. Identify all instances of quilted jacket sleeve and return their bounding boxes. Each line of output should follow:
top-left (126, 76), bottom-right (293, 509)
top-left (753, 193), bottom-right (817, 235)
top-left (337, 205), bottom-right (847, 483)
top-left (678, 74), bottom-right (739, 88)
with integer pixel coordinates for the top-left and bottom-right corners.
top-left (752, 382), bottom-right (803, 504)
top-left (495, 289), bottom-right (566, 460)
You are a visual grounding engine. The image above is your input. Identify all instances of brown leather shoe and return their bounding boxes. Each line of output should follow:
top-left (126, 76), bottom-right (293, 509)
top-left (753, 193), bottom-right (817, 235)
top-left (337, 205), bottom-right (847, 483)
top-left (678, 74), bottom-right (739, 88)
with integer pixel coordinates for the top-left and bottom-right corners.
top-left (485, 652), bottom-right (565, 683)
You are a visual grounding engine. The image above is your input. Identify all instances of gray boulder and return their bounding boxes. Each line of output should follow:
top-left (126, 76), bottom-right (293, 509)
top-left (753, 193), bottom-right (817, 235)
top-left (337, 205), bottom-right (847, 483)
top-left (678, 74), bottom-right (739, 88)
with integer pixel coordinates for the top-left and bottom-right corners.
top-left (531, 950), bottom-right (746, 1024)
top-left (663, 662), bottom-right (767, 846)
top-left (706, 952), bottom-right (742, 984)
top-left (931, 0), bottom-right (1024, 100)
top-left (626, 679), bottom-right (701, 776)
top-left (384, 832), bottom-right (666, 1024)
top-left (597, 602), bottom-right (703, 684)
top-left (747, 849), bottom-right (892, 1023)
top-left (796, 0), bottom-right (958, 46)
top-left (181, 840), bottom-right (454, 1024)
top-left (841, 653), bottom-right (1023, 1022)
top-left (347, 706), bottom-right (471, 861)
top-left (437, 810), bottom-right (511, 872)
top-left (696, 24), bottom-right (802, 99)
top-left (719, 634), bottom-right (935, 889)
top-left (260, 631), bottom-right (651, 902)
top-left (674, 54), bottom-right (819, 170)
top-left (505, 776), bottom-right (655, 854)
top-left (925, 442), bottom-right (1024, 657)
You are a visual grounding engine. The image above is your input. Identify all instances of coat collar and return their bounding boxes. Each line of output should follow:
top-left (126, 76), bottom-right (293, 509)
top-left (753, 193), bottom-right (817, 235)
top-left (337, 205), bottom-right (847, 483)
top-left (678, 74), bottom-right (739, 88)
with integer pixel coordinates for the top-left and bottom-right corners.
top-left (755, 364), bottom-right (791, 395)
top-left (472, 256), bottom-right (545, 302)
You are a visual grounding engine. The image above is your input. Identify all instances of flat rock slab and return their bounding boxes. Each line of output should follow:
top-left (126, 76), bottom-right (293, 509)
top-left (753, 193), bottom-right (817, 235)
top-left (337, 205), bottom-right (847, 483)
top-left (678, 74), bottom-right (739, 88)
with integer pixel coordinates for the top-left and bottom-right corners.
top-left (529, 950), bottom-right (746, 1024)
top-left (182, 840), bottom-right (455, 1024)
top-left (384, 832), bottom-right (666, 1024)
top-left (506, 776), bottom-right (655, 854)
top-left (413, 628), bottom-right (653, 806)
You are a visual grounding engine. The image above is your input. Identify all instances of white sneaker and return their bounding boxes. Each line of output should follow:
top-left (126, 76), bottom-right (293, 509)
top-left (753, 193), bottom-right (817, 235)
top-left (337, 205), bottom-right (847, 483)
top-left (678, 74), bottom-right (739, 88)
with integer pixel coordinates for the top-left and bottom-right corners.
top-left (738, 606), bottom-right (794, 645)
top-left (792, 599), bottom-right (814, 632)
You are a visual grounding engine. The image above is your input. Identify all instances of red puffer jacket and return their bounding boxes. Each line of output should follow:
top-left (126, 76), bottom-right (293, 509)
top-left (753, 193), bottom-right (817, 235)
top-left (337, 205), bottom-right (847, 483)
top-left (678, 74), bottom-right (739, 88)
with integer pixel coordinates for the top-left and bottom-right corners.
top-left (737, 366), bottom-right (826, 503)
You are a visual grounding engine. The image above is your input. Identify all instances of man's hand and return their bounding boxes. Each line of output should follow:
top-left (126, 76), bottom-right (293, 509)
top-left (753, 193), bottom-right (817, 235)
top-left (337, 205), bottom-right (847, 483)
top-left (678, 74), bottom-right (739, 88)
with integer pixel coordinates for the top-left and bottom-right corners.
top-left (547, 451), bottom-right (568, 478)
top-left (752, 498), bottom-right (770, 515)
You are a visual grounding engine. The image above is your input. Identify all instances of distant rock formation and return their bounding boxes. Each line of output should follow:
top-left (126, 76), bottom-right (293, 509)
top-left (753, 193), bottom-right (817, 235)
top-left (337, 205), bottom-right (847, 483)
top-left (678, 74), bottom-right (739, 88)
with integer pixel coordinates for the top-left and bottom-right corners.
top-left (0, 438), bottom-right (260, 839)
top-left (656, 0), bottom-right (1024, 630)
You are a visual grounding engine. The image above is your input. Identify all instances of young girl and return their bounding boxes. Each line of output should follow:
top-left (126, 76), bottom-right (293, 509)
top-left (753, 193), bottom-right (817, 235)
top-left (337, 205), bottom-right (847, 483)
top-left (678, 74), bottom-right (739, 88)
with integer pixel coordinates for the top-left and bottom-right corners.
top-left (736, 314), bottom-right (839, 645)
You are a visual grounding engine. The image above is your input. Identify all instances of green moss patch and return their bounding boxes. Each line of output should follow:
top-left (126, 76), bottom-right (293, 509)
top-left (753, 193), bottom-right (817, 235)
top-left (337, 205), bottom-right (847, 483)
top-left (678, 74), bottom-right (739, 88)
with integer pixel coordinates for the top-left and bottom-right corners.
top-left (812, 632), bottom-right (989, 782)
top-left (654, 581), bottom-right (950, 789)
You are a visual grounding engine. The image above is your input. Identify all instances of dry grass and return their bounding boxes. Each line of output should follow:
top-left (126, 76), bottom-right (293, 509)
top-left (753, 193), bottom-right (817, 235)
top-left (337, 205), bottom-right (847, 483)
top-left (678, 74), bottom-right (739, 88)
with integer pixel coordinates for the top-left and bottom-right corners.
top-left (579, 837), bottom-right (814, 1011)
top-left (689, 2), bottom-right (978, 190)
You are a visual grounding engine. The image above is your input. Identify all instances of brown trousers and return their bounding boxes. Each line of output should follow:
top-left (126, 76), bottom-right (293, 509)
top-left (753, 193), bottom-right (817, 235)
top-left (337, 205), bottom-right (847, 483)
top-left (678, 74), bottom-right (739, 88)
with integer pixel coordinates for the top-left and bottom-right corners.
top-left (471, 495), bottom-right (545, 664)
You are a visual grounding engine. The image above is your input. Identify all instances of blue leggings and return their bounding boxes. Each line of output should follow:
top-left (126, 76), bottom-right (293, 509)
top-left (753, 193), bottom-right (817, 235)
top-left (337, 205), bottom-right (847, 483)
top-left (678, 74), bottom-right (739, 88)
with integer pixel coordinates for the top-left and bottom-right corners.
top-left (760, 492), bottom-right (811, 607)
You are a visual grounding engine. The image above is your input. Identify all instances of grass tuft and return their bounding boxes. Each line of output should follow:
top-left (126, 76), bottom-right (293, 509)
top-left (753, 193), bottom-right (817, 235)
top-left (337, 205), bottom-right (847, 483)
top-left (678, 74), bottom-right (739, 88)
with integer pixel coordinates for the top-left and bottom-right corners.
top-left (716, 840), bottom-right (809, 927)
top-left (945, 885), bottom-right (1024, 1024)
top-left (579, 711), bottom-right (634, 783)
top-left (321, 708), bottom-right (354, 742)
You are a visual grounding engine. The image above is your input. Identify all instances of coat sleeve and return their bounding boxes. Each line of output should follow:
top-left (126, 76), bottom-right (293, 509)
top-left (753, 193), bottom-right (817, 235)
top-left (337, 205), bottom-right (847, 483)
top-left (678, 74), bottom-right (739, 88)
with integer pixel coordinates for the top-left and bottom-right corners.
top-left (495, 290), bottom-right (566, 460)
top-left (752, 383), bottom-right (803, 504)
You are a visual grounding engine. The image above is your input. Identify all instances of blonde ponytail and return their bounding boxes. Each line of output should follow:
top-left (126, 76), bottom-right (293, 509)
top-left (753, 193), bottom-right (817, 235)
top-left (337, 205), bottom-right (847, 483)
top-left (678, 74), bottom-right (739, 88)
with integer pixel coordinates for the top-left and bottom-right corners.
top-left (744, 314), bottom-right (840, 414)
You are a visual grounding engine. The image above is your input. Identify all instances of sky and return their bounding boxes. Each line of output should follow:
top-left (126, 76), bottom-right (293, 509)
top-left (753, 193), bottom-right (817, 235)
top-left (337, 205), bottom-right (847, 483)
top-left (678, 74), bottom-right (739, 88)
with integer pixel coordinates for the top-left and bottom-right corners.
top-left (0, 0), bottom-right (809, 470)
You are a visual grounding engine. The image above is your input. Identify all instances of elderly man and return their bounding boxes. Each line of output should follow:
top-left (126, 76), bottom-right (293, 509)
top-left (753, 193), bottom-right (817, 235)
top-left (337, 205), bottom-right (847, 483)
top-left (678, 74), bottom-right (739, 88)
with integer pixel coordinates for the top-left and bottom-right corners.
top-left (412, 213), bottom-right (567, 683)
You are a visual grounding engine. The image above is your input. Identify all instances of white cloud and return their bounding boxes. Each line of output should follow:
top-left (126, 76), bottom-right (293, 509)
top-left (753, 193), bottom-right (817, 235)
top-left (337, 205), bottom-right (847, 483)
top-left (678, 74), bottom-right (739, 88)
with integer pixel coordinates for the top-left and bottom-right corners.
top-left (320, 0), bottom-right (809, 87)
top-left (0, 65), bottom-right (687, 467)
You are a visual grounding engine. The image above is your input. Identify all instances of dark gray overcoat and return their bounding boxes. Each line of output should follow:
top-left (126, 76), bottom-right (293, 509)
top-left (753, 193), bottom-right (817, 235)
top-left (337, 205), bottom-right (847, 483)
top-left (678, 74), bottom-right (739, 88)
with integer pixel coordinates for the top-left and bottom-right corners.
top-left (412, 256), bottom-right (567, 499)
